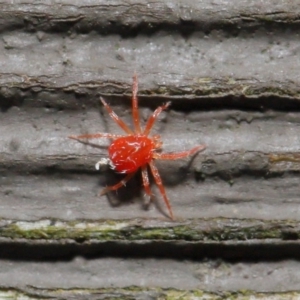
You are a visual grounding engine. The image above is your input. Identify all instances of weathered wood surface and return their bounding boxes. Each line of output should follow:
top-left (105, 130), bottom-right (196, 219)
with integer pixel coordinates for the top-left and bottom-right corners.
top-left (1, 0), bottom-right (300, 299)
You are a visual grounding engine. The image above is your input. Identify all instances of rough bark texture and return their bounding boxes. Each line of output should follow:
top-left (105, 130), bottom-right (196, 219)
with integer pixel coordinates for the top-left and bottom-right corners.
top-left (1, 0), bottom-right (300, 299)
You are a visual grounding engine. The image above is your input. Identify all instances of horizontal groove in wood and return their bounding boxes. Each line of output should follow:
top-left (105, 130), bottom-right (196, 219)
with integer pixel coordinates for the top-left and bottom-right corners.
top-left (0, 1), bottom-right (300, 34)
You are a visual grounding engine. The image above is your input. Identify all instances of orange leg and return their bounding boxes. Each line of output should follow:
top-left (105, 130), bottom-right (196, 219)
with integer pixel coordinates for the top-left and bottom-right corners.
top-left (153, 145), bottom-right (206, 160)
top-left (132, 73), bottom-right (142, 134)
top-left (100, 97), bottom-right (133, 135)
top-left (143, 102), bottom-right (171, 136)
top-left (141, 165), bottom-right (152, 204)
top-left (69, 133), bottom-right (124, 140)
top-left (100, 172), bottom-right (136, 195)
top-left (148, 161), bottom-right (174, 220)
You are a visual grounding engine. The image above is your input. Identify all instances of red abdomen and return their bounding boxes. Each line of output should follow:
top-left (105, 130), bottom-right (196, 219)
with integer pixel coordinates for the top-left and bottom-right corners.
top-left (109, 135), bottom-right (154, 173)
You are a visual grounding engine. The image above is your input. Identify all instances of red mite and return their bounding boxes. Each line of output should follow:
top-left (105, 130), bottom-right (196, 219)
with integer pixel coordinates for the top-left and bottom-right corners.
top-left (69, 74), bottom-right (206, 219)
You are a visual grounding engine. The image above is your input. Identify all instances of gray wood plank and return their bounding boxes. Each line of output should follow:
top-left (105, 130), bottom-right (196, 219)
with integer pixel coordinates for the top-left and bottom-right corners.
top-left (0, 0), bottom-right (299, 296)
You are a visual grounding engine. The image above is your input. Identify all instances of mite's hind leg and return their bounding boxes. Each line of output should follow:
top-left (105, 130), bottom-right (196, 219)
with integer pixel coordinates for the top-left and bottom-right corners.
top-left (141, 165), bottom-right (152, 208)
top-left (100, 172), bottom-right (136, 195)
top-left (148, 161), bottom-right (174, 220)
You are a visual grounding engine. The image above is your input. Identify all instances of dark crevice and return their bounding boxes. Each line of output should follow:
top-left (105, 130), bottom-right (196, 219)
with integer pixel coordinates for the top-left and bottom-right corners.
top-left (168, 96), bottom-right (300, 113)
top-left (0, 241), bottom-right (299, 262)
top-left (2, 91), bottom-right (300, 112)
top-left (2, 158), bottom-right (300, 179)
top-left (5, 16), bottom-right (300, 36)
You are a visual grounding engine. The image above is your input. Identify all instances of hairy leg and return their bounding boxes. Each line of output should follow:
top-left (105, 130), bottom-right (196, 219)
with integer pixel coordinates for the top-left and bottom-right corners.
top-left (148, 161), bottom-right (174, 220)
top-left (100, 97), bottom-right (133, 134)
top-left (100, 172), bottom-right (136, 195)
top-left (132, 73), bottom-right (142, 134)
top-left (141, 165), bottom-right (152, 205)
top-left (153, 145), bottom-right (206, 160)
top-left (143, 102), bottom-right (171, 136)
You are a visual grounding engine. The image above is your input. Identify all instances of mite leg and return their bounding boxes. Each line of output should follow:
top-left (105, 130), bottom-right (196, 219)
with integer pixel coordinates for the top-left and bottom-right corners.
top-left (132, 73), bottom-right (142, 134)
top-left (153, 145), bottom-right (206, 160)
top-left (141, 165), bottom-right (152, 205)
top-left (148, 161), bottom-right (174, 220)
top-left (100, 172), bottom-right (136, 195)
top-left (143, 102), bottom-right (171, 136)
top-left (100, 97), bottom-right (133, 135)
